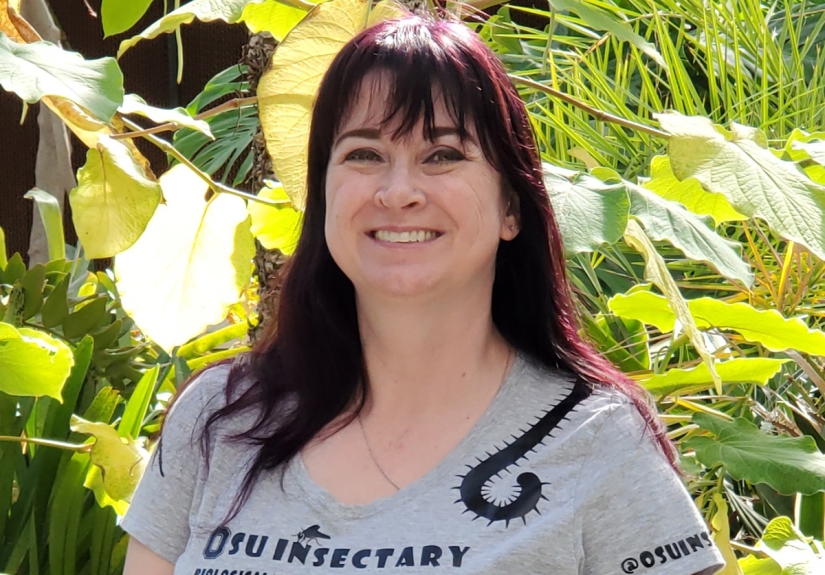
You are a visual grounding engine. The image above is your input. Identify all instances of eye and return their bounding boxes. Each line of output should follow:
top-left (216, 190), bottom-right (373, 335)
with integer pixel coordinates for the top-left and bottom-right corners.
top-left (427, 148), bottom-right (465, 164)
top-left (345, 148), bottom-right (383, 162)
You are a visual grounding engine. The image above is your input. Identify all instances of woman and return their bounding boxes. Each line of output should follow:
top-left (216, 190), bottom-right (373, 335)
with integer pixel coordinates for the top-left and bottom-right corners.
top-left (122, 15), bottom-right (724, 575)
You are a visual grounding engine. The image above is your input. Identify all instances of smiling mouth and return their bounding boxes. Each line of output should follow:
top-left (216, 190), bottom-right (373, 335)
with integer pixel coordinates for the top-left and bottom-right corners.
top-left (370, 230), bottom-right (442, 243)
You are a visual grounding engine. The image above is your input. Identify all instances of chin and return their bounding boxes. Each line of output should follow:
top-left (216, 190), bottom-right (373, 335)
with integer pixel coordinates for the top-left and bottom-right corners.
top-left (360, 269), bottom-right (443, 298)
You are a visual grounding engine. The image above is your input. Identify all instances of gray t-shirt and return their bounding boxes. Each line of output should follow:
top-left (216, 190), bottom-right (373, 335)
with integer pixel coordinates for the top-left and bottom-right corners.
top-left (121, 354), bottom-right (725, 575)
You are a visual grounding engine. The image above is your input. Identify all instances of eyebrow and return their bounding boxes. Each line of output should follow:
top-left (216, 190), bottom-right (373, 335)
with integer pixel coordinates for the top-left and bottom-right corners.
top-left (333, 126), bottom-right (471, 148)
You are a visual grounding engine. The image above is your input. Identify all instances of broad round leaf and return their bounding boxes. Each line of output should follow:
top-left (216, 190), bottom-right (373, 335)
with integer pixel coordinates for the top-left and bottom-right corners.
top-left (686, 414), bottom-right (825, 496)
top-left (658, 112), bottom-right (825, 260)
top-left (544, 164), bottom-right (629, 257)
top-left (115, 164), bottom-right (255, 351)
top-left (627, 182), bottom-right (753, 286)
top-left (101, 0), bottom-right (154, 37)
top-left (757, 517), bottom-right (825, 573)
top-left (0, 322), bottom-right (74, 400)
top-left (248, 182), bottom-right (303, 254)
top-left (0, 34), bottom-right (124, 122)
top-left (70, 136), bottom-right (162, 259)
top-left (240, 0), bottom-right (309, 39)
top-left (610, 290), bottom-right (825, 356)
top-left (70, 416), bottom-right (149, 503)
top-left (643, 156), bottom-right (745, 226)
top-left (258, 0), bottom-right (405, 209)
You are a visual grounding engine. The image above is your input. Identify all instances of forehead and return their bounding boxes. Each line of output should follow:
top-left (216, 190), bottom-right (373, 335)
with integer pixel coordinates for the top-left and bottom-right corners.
top-left (336, 71), bottom-right (459, 136)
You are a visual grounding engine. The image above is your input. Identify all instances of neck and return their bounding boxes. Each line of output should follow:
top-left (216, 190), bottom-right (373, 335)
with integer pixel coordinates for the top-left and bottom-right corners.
top-left (355, 284), bottom-right (511, 418)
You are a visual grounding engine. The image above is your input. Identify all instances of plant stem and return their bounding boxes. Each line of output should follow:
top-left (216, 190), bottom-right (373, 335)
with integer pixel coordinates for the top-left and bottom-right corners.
top-left (509, 75), bottom-right (672, 140)
top-left (0, 435), bottom-right (91, 453)
top-left (121, 118), bottom-right (286, 208)
top-left (112, 96), bottom-right (259, 141)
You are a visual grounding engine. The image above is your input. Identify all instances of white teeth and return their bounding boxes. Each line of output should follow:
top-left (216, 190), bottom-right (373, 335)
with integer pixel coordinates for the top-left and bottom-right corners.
top-left (375, 230), bottom-right (437, 243)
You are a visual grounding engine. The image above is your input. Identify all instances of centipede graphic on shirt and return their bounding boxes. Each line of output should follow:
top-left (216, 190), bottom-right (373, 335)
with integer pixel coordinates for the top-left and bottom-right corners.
top-left (454, 379), bottom-right (591, 526)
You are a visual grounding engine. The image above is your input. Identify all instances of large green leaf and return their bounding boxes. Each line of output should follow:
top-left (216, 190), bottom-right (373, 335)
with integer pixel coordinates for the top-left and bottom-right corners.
top-left (547, 0), bottom-right (666, 68)
top-left (0, 34), bottom-right (124, 122)
top-left (658, 113), bottom-right (825, 260)
top-left (248, 181), bottom-right (303, 255)
top-left (101, 0), bottom-right (154, 37)
top-left (758, 517), bottom-right (825, 574)
top-left (115, 164), bottom-right (255, 351)
top-left (258, 0), bottom-right (405, 208)
top-left (0, 322), bottom-right (73, 400)
top-left (118, 0), bottom-right (267, 57)
top-left (544, 164), bottom-right (629, 257)
top-left (627, 183), bottom-right (753, 286)
top-left (623, 220), bottom-right (721, 391)
top-left (738, 556), bottom-right (780, 575)
top-left (609, 290), bottom-right (825, 356)
top-left (239, 0), bottom-right (309, 40)
top-left (643, 156), bottom-right (745, 226)
top-left (686, 413), bottom-right (825, 495)
top-left (69, 136), bottom-right (162, 259)
top-left (641, 358), bottom-right (788, 397)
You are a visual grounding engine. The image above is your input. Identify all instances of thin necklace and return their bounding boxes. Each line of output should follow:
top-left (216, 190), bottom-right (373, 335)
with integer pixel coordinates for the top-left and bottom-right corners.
top-left (358, 348), bottom-right (514, 493)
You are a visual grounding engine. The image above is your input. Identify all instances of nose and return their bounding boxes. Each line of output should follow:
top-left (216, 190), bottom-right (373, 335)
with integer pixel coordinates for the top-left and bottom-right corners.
top-left (374, 162), bottom-right (426, 210)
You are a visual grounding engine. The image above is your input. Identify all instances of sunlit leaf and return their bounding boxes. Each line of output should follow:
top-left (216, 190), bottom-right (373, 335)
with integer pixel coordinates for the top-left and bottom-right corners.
top-left (710, 493), bottom-right (744, 575)
top-left (101, 0), bottom-right (153, 37)
top-left (609, 291), bottom-right (825, 356)
top-left (757, 517), bottom-right (825, 574)
top-left (0, 323), bottom-right (73, 400)
top-left (120, 94), bottom-right (213, 138)
top-left (737, 555), bottom-right (780, 575)
top-left (240, 0), bottom-right (309, 39)
top-left (0, 33), bottom-right (124, 122)
top-left (686, 414), bottom-right (825, 496)
top-left (643, 155), bottom-right (745, 226)
top-left (119, 0), bottom-right (268, 57)
top-left (248, 181), bottom-right (303, 255)
top-left (627, 183), bottom-right (753, 286)
top-left (24, 188), bottom-right (65, 261)
top-left (70, 416), bottom-right (149, 503)
top-left (641, 358), bottom-right (788, 397)
top-left (658, 113), bottom-right (825, 260)
top-left (544, 164), bottom-right (629, 256)
top-left (115, 164), bottom-right (255, 351)
top-left (69, 135), bottom-right (161, 259)
top-left (623, 220), bottom-right (721, 392)
top-left (259, 0), bottom-right (405, 208)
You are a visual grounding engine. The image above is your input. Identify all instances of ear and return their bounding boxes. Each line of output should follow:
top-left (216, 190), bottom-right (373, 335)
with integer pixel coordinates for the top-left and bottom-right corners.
top-left (500, 186), bottom-right (521, 241)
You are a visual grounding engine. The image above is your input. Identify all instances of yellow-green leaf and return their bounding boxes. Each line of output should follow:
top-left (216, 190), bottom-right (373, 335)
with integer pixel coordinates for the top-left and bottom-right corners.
top-left (119, 94), bottom-right (213, 138)
top-left (0, 323), bottom-right (73, 400)
top-left (623, 219), bottom-right (721, 392)
top-left (118, 0), bottom-right (269, 58)
top-left (609, 290), bottom-right (825, 356)
top-left (658, 113), bottom-right (825, 260)
top-left (258, 0), bottom-right (405, 209)
top-left (640, 358), bottom-right (788, 397)
top-left (757, 517), bottom-right (825, 573)
top-left (643, 156), bottom-right (745, 225)
top-left (738, 555), bottom-right (781, 575)
top-left (240, 0), bottom-right (310, 39)
top-left (248, 181), bottom-right (303, 254)
top-left (114, 164), bottom-right (255, 351)
top-left (70, 416), bottom-right (149, 503)
top-left (69, 135), bottom-right (161, 259)
top-left (711, 493), bottom-right (744, 575)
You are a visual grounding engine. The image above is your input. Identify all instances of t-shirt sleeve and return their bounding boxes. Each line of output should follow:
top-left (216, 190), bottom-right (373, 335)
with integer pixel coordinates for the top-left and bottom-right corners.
top-left (120, 369), bottom-right (217, 564)
top-left (574, 397), bottom-right (725, 575)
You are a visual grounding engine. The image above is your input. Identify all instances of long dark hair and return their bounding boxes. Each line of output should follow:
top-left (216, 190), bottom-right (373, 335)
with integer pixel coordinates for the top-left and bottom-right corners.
top-left (189, 15), bottom-right (676, 520)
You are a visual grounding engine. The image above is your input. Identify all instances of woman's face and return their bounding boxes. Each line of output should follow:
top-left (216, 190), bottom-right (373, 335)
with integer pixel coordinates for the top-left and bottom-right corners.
top-left (324, 74), bottom-right (519, 301)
